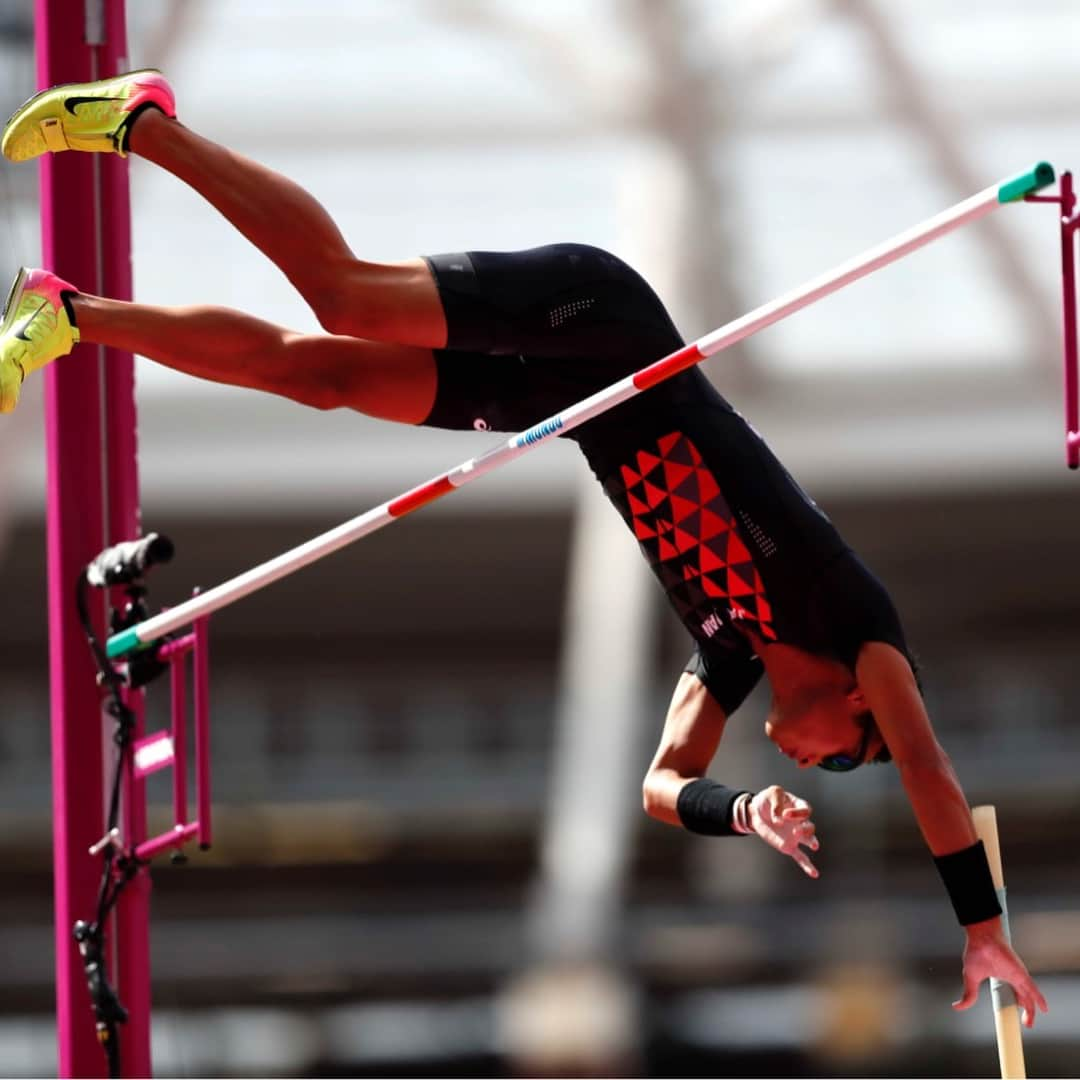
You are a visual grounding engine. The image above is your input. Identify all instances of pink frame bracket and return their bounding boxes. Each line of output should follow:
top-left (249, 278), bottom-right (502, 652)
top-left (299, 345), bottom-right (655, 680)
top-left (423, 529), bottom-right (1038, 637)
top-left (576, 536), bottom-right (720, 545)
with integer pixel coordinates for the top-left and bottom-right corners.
top-left (1026, 170), bottom-right (1079, 469)
top-left (129, 613), bottom-right (212, 861)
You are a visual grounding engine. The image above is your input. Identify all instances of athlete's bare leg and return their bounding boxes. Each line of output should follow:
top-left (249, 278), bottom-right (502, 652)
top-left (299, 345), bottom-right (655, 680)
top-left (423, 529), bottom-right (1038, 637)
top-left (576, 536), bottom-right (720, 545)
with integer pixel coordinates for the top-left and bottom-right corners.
top-left (126, 109), bottom-right (447, 349)
top-left (71, 294), bottom-right (437, 423)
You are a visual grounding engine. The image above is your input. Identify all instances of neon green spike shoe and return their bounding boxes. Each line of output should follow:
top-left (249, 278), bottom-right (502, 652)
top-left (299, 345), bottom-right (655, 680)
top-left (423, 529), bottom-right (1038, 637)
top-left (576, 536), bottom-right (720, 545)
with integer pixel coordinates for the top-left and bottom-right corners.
top-left (2, 69), bottom-right (175, 163)
top-left (0, 268), bottom-right (80, 413)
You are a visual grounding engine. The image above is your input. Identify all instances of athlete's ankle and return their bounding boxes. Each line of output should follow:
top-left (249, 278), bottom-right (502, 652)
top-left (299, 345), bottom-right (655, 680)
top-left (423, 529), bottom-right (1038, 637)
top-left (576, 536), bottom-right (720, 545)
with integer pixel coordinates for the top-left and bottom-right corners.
top-left (59, 289), bottom-right (79, 328)
top-left (125, 104), bottom-right (172, 157)
top-left (67, 293), bottom-right (103, 338)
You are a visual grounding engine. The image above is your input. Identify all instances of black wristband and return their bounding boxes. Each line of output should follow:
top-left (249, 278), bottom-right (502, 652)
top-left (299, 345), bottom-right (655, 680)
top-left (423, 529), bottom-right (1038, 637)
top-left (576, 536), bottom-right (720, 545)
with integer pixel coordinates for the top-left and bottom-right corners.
top-left (933, 841), bottom-right (1003, 925)
top-left (676, 779), bottom-right (751, 836)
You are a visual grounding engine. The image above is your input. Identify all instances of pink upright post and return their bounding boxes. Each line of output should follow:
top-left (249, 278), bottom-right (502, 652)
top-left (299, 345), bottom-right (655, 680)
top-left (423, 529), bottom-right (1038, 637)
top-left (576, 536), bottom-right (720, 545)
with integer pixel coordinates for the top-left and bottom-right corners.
top-left (40, 0), bottom-right (147, 1076)
top-left (1059, 173), bottom-right (1079, 468)
top-left (97, 3), bottom-right (153, 1073)
top-left (40, 0), bottom-right (109, 1071)
top-left (169, 652), bottom-right (188, 826)
top-left (1028, 171), bottom-right (1079, 467)
top-left (194, 616), bottom-right (212, 849)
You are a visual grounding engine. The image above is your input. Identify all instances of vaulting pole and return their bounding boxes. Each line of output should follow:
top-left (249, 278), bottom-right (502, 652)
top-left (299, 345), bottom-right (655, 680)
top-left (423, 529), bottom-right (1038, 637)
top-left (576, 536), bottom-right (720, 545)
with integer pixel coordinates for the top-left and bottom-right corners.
top-left (972, 806), bottom-right (1026, 1079)
top-left (106, 163), bottom-right (1055, 659)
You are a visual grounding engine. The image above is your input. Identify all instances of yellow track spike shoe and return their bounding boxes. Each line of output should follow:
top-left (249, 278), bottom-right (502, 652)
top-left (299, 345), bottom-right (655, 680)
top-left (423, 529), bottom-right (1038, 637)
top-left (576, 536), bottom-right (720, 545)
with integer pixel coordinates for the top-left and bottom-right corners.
top-left (2, 69), bottom-right (175, 163)
top-left (0, 268), bottom-right (80, 413)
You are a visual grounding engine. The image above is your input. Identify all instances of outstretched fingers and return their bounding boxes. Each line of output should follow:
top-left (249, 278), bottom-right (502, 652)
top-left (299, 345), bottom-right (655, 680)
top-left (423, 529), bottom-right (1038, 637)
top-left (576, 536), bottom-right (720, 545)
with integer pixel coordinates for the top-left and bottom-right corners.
top-left (751, 787), bottom-right (821, 878)
top-left (789, 820), bottom-right (820, 878)
top-left (800, 823), bottom-right (820, 853)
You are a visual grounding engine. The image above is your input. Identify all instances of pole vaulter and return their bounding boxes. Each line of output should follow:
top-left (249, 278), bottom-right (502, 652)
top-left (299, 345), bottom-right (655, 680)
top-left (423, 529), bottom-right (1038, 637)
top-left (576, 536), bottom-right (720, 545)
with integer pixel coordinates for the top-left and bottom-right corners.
top-left (3, 59), bottom-right (1070, 1077)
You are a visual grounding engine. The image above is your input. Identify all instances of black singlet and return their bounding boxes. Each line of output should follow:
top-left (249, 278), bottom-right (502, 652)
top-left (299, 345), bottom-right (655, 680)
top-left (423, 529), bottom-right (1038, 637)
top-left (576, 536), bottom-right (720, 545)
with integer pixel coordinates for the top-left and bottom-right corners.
top-left (421, 244), bottom-right (912, 715)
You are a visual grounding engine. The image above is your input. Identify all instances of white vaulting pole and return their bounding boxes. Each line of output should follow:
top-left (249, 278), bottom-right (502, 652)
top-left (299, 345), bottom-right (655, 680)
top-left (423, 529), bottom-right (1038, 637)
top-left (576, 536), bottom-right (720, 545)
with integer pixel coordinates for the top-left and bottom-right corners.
top-left (106, 162), bottom-right (1055, 658)
top-left (972, 805), bottom-right (1027, 1080)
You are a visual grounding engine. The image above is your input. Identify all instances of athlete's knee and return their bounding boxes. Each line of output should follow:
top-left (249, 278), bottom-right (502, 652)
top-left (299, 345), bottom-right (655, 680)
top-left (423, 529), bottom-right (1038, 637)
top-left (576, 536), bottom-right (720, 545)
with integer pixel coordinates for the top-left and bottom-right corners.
top-left (290, 377), bottom-right (349, 411)
top-left (272, 332), bottom-right (352, 410)
top-left (307, 282), bottom-right (408, 343)
top-left (306, 283), bottom-right (357, 337)
top-left (285, 255), bottom-right (355, 335)
top-left (301, 258), bottom-right (422, 342)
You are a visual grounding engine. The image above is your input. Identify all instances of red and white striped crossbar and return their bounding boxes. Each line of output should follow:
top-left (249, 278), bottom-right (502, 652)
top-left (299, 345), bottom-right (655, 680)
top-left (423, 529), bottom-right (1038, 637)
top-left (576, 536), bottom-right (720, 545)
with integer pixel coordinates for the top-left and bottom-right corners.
top-left (106, 162), bottom-right (1056, 658)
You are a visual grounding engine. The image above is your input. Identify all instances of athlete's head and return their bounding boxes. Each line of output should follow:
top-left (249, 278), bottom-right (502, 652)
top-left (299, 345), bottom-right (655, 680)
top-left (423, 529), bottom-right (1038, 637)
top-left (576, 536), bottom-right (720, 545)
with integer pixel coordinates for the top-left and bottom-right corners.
top-left (764, 682), bottom-right (890, 770)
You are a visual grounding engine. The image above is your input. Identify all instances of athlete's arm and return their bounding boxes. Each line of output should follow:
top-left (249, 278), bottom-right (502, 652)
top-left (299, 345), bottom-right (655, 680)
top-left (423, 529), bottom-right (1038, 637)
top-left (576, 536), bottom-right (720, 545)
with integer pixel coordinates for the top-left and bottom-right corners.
top-left (643, 672), bottom-right (821, 877)
top-left (856, 642), bottom-right (1048, 1026)
top-left (642, 671), bottom-right (727, 826)
top-left (855, 643), bottom-right (977, 852)
top-left (854, 643), bottom-right (987, 930)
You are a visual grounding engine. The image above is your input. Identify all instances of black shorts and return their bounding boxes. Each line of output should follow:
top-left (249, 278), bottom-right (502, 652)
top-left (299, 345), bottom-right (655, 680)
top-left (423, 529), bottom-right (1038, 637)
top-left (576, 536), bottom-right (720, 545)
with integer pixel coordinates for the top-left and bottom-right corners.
top-left (420, 243), bottom-right (685, 434)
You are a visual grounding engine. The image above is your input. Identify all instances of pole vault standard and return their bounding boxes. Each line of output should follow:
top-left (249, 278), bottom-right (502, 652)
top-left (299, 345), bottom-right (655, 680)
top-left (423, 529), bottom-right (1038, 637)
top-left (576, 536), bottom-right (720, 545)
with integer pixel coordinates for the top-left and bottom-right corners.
top-left (1027, 170), bottom-right (1080, 468)
top-left (106, 162), bottom-right (1055, 659)
top-left (40, 0), bottom-right (150, 1076)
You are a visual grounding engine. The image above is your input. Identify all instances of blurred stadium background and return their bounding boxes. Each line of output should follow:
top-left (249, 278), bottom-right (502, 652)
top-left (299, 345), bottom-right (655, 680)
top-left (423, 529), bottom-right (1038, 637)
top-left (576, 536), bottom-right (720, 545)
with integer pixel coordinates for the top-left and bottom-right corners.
top-left (1, 1), bottom-right (1078, 1076)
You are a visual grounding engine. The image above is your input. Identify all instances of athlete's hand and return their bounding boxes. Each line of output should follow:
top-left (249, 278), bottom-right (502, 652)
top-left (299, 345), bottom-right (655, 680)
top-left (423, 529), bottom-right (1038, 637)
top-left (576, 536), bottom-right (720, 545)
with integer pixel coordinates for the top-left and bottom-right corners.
top-left (954, 918), bottom-right (1048, 1028)
top-left (746, 785), bottom-right (820, 878)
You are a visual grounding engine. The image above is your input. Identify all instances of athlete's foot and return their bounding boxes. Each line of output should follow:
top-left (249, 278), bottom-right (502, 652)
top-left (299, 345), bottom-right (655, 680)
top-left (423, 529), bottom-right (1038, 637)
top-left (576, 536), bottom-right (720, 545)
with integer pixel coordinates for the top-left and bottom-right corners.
top-left (0, 268), bottom-right (80, 413)
top-left (1, 69), bottom-right (175, 162)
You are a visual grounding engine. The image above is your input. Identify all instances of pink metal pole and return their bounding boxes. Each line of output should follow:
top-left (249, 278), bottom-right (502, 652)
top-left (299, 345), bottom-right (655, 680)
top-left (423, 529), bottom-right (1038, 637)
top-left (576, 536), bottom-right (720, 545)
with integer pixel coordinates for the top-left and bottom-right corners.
top-left (1060, 174), bottom-right (1079, 468)
top-left (170, 646), bottom-right (189, 826)
top-left (1028, 172), bottom-right (1079, 468)
top-left (156, 633), bottom-right (196, 662)
top-left (194, 616), bottom-right (212, 849)
top-left (39, 1), bottom-right (109, 1073)
top-left (93, 0), bottom-right (154, 1065)
top-left (41, 0), bottom-right (145, 1074)
top-left (95, 2), bottom-right (152, 1070)
top-left (136, 824), bottom-right (199, 862)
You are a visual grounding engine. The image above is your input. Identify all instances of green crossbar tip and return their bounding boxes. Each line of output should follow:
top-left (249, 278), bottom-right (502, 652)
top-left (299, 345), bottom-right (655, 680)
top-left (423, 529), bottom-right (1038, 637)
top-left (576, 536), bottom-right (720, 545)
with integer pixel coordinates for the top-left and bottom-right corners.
top-left (998, 161), bottom-right (1055, 203)
top-left (105, 627), bottom-right (142, 659)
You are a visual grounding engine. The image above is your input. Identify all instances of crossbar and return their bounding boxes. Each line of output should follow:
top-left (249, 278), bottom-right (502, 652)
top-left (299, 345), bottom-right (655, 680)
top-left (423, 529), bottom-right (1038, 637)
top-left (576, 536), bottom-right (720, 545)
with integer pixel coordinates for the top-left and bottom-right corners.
top-left (106, 162), bottom-right (1055, 659)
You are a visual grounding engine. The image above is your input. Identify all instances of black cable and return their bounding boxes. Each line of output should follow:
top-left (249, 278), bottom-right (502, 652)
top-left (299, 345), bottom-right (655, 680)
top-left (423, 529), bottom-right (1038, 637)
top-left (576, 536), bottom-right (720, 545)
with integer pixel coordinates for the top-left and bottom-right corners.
top-left (74, 570), bottom-right (141, 1079)
top-left (72, 535), bottom-right (176, 1077)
